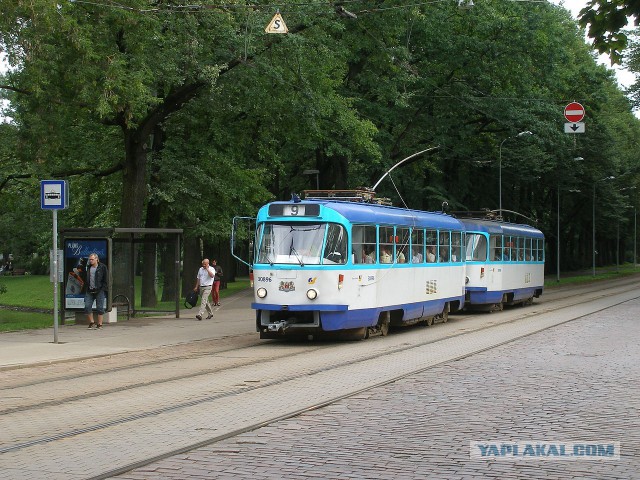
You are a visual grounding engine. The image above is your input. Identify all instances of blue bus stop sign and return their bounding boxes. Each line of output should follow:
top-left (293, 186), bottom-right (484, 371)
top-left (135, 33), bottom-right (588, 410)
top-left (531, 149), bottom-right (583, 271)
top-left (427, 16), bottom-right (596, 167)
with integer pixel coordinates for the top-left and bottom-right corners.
top-left (41, 180), bottom-right (68, 210)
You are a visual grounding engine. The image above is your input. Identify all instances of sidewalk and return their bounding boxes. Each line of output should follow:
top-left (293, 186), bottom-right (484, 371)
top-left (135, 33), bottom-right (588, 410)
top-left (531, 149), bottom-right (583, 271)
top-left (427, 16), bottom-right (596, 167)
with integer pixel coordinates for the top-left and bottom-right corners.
top-left (0, 289), bottom-right (256, 370)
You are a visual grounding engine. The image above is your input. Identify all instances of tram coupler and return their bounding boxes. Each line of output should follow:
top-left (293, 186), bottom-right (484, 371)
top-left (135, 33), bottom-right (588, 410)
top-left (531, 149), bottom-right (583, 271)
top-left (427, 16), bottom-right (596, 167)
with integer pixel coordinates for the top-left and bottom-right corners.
top-left (267, 320), bottom-right (288, 333)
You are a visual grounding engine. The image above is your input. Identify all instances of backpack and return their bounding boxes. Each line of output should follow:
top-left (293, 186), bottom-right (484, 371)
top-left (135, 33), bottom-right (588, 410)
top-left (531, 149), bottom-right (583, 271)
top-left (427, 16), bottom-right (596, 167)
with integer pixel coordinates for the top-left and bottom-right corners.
top-left (184, 290), bottom-right (199, 309)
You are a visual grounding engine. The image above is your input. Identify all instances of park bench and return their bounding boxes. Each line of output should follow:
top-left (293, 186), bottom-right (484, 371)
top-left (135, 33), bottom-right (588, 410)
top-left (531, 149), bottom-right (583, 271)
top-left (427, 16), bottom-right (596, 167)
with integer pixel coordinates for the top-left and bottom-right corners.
top-left (11, 269), bottom-right (26, 276)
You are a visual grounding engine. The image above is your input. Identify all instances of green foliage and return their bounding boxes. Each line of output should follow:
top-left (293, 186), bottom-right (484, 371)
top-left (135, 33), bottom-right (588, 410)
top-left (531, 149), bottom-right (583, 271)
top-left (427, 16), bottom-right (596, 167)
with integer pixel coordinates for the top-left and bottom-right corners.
top-left (1, 0), bottom-right (639, 275)
top-left (578, 0), bottom-right (638, 64)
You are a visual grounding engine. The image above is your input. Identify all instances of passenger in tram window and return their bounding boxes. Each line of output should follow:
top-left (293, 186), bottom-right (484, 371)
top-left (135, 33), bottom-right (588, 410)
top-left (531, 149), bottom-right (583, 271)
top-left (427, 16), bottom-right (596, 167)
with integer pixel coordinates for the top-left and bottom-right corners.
top-left (426, 246), bottom-right (436, 263)
top-left (362, 247), bottom-right (374, 264)
top-left (397, 248), bottom-right (406, 263)
top-left (504, 242), bottom-right (514, 261)
top-left (439, 247), bottom-right (449, 263)
top-left (380, 247), bottom-right (392, 263)
top-left (412, 247), bottom-right (423, 263)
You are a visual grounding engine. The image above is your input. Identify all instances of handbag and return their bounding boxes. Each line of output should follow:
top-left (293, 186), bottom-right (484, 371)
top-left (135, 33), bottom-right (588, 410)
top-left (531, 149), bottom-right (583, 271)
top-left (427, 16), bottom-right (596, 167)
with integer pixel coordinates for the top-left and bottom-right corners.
top-left (184, 290), bottom-right (199, 309)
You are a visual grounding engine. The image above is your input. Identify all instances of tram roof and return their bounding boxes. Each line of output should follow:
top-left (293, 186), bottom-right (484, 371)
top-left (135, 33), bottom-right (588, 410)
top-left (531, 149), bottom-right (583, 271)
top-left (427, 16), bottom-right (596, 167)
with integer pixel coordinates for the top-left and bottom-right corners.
top-left (458, 218), bottom-right (544, 238)
top-left (261, 199), bottom-right (464, 229)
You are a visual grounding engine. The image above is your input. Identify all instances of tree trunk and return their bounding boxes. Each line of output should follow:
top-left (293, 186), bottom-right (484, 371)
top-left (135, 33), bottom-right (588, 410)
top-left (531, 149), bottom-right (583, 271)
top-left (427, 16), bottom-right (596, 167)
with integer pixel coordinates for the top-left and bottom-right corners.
top-left (120, 127), bottom-right (150, 228)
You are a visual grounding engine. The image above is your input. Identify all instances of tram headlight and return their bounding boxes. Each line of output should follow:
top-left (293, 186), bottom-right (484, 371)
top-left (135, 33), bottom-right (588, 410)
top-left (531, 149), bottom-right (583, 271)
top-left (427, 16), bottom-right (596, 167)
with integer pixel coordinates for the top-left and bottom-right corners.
top-left (306, 288), bottom-right (318, 300)
top-left (465, 276), bottom-right (469, 285)
top-left (257, 287), bottom-right (268, 299)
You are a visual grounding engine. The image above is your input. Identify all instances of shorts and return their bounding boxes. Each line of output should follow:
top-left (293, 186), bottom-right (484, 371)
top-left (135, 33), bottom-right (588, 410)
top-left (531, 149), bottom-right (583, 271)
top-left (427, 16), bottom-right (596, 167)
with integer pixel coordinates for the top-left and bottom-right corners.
top-left (84, 289), bottom-right (106, 315)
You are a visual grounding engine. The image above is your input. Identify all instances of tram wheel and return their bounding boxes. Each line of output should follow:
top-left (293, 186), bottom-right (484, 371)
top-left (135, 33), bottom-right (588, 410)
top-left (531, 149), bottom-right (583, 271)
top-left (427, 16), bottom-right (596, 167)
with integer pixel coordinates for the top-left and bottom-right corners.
top-left (491, 302), bottom-right (504, 312)
top-left (379, 311), bottom-right (390, 336)
top-left (441, 304), bottom-right (449, 323)
top-left (425, 316), bottom-right (434, 327)
top-left (380, 321), bottom-right (389, 336)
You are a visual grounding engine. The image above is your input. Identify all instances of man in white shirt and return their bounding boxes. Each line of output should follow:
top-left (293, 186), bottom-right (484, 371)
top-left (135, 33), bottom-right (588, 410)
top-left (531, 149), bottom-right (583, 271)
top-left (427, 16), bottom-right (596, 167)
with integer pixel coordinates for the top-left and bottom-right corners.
top-left (194, 258), bottom-right (215, 320)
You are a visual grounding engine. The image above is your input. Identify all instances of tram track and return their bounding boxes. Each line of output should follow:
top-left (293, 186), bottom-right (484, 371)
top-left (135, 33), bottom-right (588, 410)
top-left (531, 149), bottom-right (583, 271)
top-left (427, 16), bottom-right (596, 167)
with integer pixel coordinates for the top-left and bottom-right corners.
top-left (2, 275), bottom-right (637, 417)
top-left (0, 276), bottom-right (639, 480)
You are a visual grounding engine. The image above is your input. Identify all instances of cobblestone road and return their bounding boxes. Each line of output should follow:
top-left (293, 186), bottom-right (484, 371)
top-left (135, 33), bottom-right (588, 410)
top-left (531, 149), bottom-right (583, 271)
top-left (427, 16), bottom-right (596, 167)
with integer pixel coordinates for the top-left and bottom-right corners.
top-left (114, 298), bottom-right (640, 480)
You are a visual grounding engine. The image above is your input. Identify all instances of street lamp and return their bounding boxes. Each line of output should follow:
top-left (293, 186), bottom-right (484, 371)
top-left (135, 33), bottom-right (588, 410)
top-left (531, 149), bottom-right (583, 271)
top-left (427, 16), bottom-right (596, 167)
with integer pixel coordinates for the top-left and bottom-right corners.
top-left (593, 175), bottom-right (615, 276)
top-left (556, 157), bottom-right (583, 282)
top-left (499, 131), bottom-right (533, 213)
top-left (303, 169), bottom-right (320, 189)
top-left (617, 186), bottom-right (637, 272)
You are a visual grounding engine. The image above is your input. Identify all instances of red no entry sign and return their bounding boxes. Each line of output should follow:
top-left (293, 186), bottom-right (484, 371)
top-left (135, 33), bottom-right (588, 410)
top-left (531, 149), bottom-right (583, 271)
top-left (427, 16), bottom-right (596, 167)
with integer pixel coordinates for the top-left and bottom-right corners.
top-left (564, 102), bottom-right (585, 123)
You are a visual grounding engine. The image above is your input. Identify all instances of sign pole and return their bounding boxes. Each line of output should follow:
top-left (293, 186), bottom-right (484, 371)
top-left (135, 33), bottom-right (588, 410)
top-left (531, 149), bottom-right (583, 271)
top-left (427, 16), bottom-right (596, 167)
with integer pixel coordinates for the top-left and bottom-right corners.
top-left (41, 179), bottom-right (67, 344)
top-left (53, 209), bottom-right (59, 344)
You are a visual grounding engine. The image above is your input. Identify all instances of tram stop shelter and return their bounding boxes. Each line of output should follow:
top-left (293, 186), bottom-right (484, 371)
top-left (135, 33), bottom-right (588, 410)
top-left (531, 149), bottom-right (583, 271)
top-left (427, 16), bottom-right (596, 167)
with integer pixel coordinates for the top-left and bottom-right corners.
top-left (60, 228), bottom-right (183, 322)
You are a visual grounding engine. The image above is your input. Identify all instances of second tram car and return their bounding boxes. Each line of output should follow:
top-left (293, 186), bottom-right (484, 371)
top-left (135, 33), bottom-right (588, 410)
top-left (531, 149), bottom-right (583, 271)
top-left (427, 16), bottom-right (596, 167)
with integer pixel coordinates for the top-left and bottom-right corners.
top-left (248, 193), bottom-right (466, 339)
top-left (460, 217), bottom-right (545, 311)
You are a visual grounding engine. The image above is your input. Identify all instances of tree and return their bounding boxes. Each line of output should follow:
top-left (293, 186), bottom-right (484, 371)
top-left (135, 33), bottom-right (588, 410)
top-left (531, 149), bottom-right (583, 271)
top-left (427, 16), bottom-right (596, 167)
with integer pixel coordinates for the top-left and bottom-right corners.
top-left (578, 0), bottom-right (640, 63)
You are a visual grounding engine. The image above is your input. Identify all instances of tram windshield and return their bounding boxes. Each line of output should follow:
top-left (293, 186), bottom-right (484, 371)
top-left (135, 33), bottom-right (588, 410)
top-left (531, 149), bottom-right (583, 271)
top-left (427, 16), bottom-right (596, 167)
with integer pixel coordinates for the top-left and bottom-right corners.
top-left (256, 222), bottom-right (347, 265)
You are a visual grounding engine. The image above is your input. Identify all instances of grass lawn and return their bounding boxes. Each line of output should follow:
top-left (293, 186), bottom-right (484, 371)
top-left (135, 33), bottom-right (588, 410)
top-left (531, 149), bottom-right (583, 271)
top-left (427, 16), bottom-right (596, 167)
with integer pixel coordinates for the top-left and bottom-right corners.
top-left (544, 263), bottom-right (640, 287)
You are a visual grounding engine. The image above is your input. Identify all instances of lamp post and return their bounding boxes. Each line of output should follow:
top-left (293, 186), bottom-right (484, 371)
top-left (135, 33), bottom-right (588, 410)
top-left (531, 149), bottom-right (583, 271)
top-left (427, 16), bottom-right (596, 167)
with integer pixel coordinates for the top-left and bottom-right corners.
top-left (593, 176), bottom-right (615, 276)
top-left (302, 169), bottom-right (320, 189)
top-left (499, 131), bottom-right (533, 213)
top-left (556, 157), bottom-right (583, 282)
top-left (617, 186), bottom-right (637, 272)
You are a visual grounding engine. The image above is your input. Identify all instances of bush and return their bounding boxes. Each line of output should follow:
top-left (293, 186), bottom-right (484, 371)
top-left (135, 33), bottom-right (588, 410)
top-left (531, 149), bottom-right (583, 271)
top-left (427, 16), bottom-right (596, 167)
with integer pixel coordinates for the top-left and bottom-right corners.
top-left (25, 255), bottom-right (48, 275)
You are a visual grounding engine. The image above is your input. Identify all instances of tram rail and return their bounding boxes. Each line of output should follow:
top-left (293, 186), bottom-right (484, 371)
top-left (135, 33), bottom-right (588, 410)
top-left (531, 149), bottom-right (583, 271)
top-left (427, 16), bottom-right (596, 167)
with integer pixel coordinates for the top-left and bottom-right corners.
top-left (0, 275), bottom-right (638, 480)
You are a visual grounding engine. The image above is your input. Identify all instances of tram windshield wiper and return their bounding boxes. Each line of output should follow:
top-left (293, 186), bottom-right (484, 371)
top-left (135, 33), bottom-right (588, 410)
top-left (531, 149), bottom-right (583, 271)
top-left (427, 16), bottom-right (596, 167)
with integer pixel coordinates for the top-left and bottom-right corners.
top-left (289, 239), bottom-right (305, 266)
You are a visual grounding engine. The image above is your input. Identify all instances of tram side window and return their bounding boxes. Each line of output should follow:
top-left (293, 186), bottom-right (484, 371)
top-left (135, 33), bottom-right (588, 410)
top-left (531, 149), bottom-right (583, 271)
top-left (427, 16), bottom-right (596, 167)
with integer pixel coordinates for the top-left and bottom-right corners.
top-left (378, 226), bottom-right (392, 263)
top-left (396, 227), bottom-right (410, 263)
top-left (536, 238), bottom-right (545, 261)
top-left (490, 234), bottom-right (502, 261)
top-left (411, 228), bottom-right (424, 263)
top-left (466, 233), bottom-right (488, 261)
top-left (426, 230), bottom-right (437, 263)
top-left (451, 231), bottom-right (462, 262)
top-left (525, 237), bottom-right (532, 261)
top-left (323, 224), bottom-right (347, 264)
top-left (439, 231), bottom-right (451, 263)
top-left (516, 236), bottom-right (525, 261)
top-left (353, 225), bottom-right (376, 264)
top-left (503, 235), bottom-right (515, 261)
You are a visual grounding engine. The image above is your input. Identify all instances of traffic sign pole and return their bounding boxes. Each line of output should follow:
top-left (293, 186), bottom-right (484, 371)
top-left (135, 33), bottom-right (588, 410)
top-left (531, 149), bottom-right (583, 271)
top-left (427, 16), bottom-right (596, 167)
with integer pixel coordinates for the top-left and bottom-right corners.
top-left (52, 209), bottom-right (59, 344)
top-left (41, 180), bottom-right (68, 344)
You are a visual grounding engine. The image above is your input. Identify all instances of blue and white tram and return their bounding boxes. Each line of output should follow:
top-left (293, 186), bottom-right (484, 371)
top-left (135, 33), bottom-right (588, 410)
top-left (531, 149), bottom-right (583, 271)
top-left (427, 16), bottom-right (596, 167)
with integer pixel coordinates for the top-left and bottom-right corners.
top-left (460, 218), bottom-right (545, 311)
top-left (250, 197), bottom-right (467, 339)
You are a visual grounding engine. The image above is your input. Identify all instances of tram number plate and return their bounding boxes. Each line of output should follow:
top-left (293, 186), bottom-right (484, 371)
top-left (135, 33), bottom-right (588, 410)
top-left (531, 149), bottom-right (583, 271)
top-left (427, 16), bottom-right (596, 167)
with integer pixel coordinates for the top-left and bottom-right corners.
top-left (283, 205), bottom-right (305, 216)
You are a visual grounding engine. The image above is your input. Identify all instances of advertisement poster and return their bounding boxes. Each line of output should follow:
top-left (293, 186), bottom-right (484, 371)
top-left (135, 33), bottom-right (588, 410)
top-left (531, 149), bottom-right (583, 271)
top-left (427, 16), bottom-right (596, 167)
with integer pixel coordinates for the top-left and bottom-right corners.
top-left (64, 238), bottom-right (110, 310)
